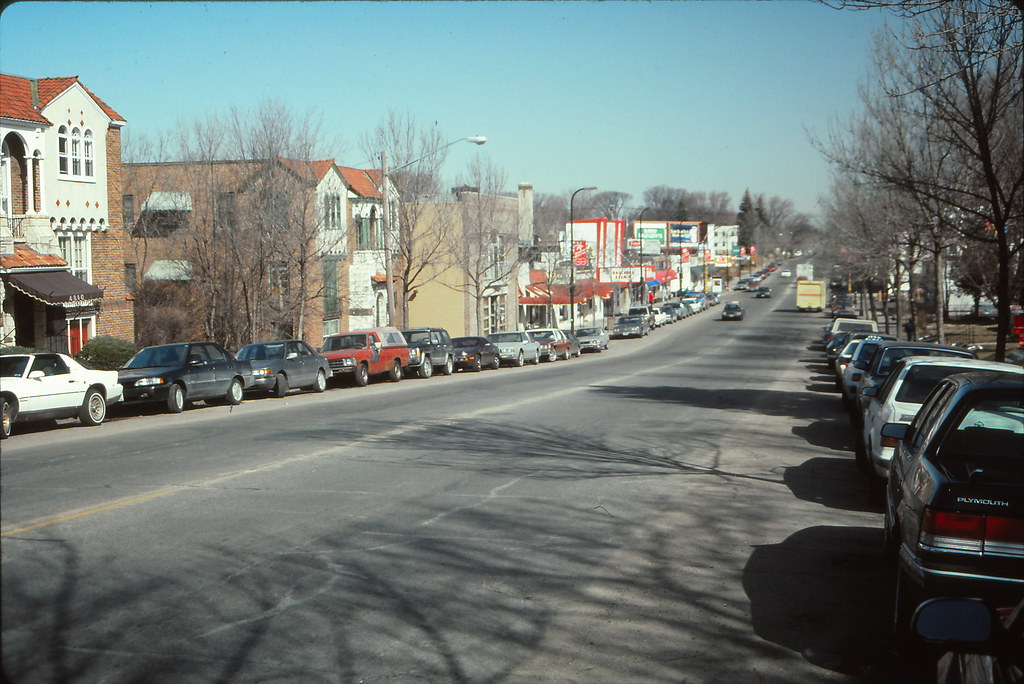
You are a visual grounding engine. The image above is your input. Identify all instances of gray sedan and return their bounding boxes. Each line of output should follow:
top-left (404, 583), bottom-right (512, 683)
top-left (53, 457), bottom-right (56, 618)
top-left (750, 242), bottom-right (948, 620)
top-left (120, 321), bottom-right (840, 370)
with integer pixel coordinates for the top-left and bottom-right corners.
top-left (574, 326), bottom-right (610, 352)
top-left (236, 340), bottom-right (330, 397)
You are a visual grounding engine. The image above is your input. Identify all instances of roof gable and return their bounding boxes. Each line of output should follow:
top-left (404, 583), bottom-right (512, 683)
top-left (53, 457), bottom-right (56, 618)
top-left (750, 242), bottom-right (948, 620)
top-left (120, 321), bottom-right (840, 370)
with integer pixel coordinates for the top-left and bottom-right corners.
top-left (0, 73), bottom-right (125, 125)
top-left (338, 166), bottom-right (381, 199)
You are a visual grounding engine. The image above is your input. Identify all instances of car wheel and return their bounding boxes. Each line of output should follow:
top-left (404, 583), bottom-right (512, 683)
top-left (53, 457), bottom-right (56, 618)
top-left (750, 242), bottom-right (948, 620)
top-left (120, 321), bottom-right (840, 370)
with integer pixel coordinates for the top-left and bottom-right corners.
top-left (225, 378), bottom-right (243, 405)
top-left (167, 383), bottom-right (186, 413)
top-left (312, 369), bottom-right (327, 393)
top-left (533, 350), bottom-right (541, 364)
top-left (354, 363), bottom-right (369, 386)
top-left (1, 397), bottom-right (13, 439)
top-left (442, 355), bottom-right (454, 376)
top-left (515, 350), bottom-right (525, 367)
top-left (561, 348), bottom-right (570, 361)
top-left (490, 354), bottom-right (501, 370)
top-left (389, 359), bottom-right (402, 382)
top-left (418, 356), bottom-right (433, 379)
top-left (549, 350), bottom-right (557, 362)
top-left (273, 373), bottom-right (289, 398)
top-left (472, 357), bottom-right (482, 372)
top-left (79, 388), bottom-right (106, 426)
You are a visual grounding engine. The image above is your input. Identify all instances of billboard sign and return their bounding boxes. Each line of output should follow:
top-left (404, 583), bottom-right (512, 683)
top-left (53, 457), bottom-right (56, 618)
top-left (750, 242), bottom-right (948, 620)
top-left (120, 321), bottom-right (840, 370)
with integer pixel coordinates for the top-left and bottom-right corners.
top-left (598, 266), bottom-right (655, 283)
top-left (573, 240), bottom-right (588, 267)
top-left (668, 221), bottom-right (700, 245)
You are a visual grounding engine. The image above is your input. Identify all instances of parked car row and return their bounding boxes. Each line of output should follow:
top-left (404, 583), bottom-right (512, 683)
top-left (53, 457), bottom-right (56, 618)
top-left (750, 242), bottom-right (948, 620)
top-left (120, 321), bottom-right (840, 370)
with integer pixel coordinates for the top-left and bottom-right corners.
top-left (810, 314), bottom-right (1024, 667)
top-left (4, 301), bottom-right (716, 438)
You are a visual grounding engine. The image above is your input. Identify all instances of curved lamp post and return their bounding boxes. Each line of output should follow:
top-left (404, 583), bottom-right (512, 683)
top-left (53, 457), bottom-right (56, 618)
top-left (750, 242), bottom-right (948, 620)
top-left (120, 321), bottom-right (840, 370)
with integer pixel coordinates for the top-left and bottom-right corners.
top-left (635, 207), bottom-right (649, 309)
top-left (381, 136), bottom-right (486, 326)
top-left (568, 186), bottom-right (597, 334)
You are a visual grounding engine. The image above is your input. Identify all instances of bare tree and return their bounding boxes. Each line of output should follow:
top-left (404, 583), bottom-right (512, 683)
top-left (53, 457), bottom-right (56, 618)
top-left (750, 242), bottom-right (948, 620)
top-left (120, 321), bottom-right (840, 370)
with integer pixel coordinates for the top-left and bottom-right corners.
top-left (361, 111), bottom-right (458, 328)
top-left (820, 4), bottom-right (1023, 358)
top-left (444, 156), bottom-right (519, 335)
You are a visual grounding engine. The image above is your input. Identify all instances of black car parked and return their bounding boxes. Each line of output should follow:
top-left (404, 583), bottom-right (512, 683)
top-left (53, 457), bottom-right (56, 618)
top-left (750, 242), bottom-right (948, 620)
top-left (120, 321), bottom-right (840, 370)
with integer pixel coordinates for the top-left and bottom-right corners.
top-left (401, 327), bottom-right (455, 378)
top-left (882, 371), bottom-right (1024, 636)
top-left (118, 342), bottom-right (253, 413)
top-left (235, 339), bottom-right (330, 397)
top-left (451, 336), bottom-right (501, 372)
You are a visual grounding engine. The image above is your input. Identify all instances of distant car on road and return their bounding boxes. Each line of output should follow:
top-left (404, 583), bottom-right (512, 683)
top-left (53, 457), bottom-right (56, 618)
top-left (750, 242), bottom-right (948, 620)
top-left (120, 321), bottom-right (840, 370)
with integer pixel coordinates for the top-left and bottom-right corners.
top-left (574, 326), bottom-right (609, 352)
top-left (721, 301), bottom-right (744, 321)
top-left (402, 327), bottom-right (455, 378)
top-left (451, 336), bottom-right (501, 371)
top-left (754, 287), bottom-right (772, 298)
top-left (1, 352), bottom-right (123, 438)
top-left (118, 342), bottom-right (253, 413)
top-left (488, 331), bottom-right (541, 367)
top-left (235, 339), bottom-right (329, 397)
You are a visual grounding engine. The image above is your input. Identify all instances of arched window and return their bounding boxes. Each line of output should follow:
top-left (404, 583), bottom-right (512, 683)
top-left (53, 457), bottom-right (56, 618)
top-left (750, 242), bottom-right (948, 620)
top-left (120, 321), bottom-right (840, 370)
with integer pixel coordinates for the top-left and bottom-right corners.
top-left (70, 128), bottom-right (81, 176)
top-left (83, 130), bottom-right (94, 177)
top-left (58, 126), bottom-right (69, 175)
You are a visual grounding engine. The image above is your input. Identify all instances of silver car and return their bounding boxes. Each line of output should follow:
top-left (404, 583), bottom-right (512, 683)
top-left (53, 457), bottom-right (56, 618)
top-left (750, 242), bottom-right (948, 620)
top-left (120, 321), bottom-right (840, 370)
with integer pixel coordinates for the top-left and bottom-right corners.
top-left (574, 326), bottom-right (610, 352)
top-left (487, 331), bottom-right (541, 367)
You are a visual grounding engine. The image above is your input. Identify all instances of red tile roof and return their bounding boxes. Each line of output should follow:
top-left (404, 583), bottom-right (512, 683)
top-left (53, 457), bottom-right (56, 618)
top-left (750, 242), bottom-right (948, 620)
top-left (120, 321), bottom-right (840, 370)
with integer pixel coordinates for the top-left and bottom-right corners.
top-left (338, 166), bottom-right (382, 199)
top-left (278, 158), bottom-right (337, 183)
top-left (0, 74), bottom-right (49, 124)
top-left (0, 244), bottom-right (67, 269)
top-left (0, 73), bottom-right (125, 125)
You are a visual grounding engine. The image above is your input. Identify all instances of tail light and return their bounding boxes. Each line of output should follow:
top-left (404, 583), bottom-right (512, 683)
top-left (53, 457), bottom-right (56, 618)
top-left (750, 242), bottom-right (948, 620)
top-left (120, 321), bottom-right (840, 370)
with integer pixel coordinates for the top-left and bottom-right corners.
top-left (881, 434), bottom-right (900, 448)
top-left (921, 508), bottom-right (1024, 557)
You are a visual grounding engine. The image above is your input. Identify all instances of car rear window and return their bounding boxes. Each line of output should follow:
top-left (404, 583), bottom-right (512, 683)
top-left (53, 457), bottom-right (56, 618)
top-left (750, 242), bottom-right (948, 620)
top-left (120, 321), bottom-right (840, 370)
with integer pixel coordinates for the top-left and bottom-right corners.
top-left (938, 396), bottom-right (1024, 475)
top-left (323, 334), bottom-right (367, 351)
top-left (878, 348), bottom-right (973, 376)
top-left (894, 365), bottom-right (967, 404)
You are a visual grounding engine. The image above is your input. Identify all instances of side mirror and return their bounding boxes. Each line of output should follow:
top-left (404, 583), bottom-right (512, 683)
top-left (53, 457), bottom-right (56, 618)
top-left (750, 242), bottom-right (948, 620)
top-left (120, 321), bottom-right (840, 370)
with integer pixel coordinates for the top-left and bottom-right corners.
top-left (854, 359), bottom-right (869, 370)
top-left (286, 352), bottom-right (299, 360)
top-left (912, 598), bottom-right (994, 644)
top-left (880, 423), bottom-right (909, 441)
top-left (28, 370), bottom-right (45, 380)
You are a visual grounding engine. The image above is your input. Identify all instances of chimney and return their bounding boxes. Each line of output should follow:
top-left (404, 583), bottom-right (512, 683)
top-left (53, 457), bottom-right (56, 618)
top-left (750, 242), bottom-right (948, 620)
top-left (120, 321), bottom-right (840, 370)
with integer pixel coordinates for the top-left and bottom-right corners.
top-left (518, 183), bottom-right (534, 245)
top-left (29, 79), bottom-right (40, 109)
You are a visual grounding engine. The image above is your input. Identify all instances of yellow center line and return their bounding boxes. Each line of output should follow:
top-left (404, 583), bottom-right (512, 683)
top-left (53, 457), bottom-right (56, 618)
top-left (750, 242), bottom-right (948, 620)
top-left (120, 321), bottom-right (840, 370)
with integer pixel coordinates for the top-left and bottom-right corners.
top-left (2, 488), bottom-right (178, 537)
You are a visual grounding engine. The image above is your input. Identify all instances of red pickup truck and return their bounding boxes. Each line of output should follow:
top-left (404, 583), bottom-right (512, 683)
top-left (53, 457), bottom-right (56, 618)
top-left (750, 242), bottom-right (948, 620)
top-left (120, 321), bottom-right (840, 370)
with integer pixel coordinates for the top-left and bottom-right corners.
top-left (320, 327), bottom-right (410, 386)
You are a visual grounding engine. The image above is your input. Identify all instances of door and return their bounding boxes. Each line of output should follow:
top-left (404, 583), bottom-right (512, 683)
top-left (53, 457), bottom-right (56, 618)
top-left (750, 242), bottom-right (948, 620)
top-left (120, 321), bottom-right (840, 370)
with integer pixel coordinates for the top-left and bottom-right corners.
top-left (184, 344), bottom-right (215, 398)
top-left (201, 343), bottom-right (233, 397)
top-left (26, 354), bottom-right (85, 413)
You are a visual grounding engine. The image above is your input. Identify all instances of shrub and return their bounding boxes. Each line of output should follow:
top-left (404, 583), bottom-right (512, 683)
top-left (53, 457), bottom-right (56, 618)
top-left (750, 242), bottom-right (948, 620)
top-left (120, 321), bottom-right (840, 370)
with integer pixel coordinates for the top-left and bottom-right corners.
top-left (0, 345), bottom-right (42, 355)
top-left (75, 336), bottom-right (137, 370)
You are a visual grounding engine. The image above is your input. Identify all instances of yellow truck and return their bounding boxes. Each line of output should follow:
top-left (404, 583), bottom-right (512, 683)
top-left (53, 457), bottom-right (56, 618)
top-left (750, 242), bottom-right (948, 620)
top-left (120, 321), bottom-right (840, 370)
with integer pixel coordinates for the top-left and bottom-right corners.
top-left (796, 280), bottom-right (826, 312)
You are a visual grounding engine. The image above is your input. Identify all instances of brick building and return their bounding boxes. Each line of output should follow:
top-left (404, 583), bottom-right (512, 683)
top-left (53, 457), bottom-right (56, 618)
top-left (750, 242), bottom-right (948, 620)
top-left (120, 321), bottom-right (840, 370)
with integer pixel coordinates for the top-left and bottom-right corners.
top-left (0, 74), bottom-right (133, 353)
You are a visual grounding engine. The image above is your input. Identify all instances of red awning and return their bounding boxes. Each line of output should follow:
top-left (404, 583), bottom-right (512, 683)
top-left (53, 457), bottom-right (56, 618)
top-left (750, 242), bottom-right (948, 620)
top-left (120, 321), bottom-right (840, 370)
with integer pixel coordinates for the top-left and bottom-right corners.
top-left (518, 278), bottom-right (614, 305)
top-left (655, 269), bottom-right (678, 283)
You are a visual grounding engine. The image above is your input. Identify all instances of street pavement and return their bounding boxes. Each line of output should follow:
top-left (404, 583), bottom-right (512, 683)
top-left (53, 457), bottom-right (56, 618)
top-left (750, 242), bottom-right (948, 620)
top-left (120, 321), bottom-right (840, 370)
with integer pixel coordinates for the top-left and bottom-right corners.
top-left (2, 286), bottom-right (922, 683)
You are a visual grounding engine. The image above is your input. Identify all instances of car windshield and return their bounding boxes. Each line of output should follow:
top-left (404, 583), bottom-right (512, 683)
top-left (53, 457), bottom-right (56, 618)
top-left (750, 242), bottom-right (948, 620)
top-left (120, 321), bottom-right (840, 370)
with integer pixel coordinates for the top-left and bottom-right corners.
top-left (125, 345), bottom-right (187, 368)
top-left (488, 333), bottom-right (522, 343)
top-left (0, 355), bottom-right (30, 377)
top-left (322, 334), bottom-right (367, 351)
top-left (725, 304), bottom-right (741, 311)
top-left (452, 338), bottom-right (479, 348)
top-left (528, 331), bottom-right (553, 341)
top-left (404, 331), bottom-right (431, 343)
top-left (237, 343), bottom-right (287, 361)
top-left (894, 365), bottom-right (975, 404)
top-left (618, 316), bottom-right (643, 325)
top-left (576, 327), bottom-right (600, 336)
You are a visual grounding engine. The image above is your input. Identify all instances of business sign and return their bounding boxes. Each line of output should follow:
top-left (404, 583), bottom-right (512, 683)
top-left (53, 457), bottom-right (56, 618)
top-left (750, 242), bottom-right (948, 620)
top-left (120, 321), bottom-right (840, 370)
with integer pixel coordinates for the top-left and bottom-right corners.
top-left (680, 249), bottom-right (690, 264)
top-left (573, 240), bottom-right (588, 267)
top-left (668, 221), bottom-right (700, 245)
top-left (750, 245), bottom-right (757, 257)
top-left (598, 265), bottom-right (655, 283)
top-left (731, 245), bottom-right (741, 256)
top-left (636, 225), bottom-right (666, 241)
top-left (704, 249), bottom-right (712, 263)
top-left (714, 255), bottom-right (732, 267)
top-left (626, 238), bottom-right (641, 250)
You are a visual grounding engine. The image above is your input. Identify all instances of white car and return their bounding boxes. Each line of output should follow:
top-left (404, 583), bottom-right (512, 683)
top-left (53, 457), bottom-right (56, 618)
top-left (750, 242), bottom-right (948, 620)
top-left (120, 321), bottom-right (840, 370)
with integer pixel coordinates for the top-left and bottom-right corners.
top-left (487, 331), bottom-right (541, 367)
top-left (858, 356), bottom-right (1023, 479)
top-left (652, 309), bottom-right (672, 327)
top-left (1, 352), bottom-right (123, 438)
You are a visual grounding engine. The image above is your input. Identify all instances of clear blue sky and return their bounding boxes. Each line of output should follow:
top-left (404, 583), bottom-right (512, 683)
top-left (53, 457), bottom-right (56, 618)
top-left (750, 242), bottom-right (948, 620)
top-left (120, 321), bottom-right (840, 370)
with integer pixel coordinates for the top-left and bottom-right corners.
top-left (1, 1), bottom-right (889, 219)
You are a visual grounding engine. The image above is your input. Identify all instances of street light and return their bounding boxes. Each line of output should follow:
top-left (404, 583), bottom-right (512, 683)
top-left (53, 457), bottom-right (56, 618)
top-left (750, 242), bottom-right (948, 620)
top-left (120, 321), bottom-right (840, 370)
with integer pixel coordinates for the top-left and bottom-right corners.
top-left (635, 207), bottom-right (649, 310)
top-left (381, 135), bottom-right (486, 326)
top-left (568, 185), bottom-right (597, 334)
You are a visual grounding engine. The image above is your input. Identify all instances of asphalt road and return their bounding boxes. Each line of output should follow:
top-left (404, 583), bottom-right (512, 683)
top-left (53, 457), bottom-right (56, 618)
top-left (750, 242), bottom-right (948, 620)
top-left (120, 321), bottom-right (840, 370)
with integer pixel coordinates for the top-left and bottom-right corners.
top-left (2, 286), bottom-right (922, 683)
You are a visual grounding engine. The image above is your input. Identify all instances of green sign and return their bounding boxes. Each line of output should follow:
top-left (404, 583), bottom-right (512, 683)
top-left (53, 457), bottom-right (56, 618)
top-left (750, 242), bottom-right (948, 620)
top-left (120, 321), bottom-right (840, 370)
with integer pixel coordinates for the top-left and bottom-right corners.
top-left (637, 226), bottom-right (666, 241)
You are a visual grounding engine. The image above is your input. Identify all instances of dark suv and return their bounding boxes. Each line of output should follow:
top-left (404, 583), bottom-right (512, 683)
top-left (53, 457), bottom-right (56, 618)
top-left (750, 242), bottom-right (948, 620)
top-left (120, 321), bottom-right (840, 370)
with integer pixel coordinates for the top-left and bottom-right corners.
top-left (883, 371), bottom-right (1024, 634)
top-left (401, 327), bottom-right (455, 378)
